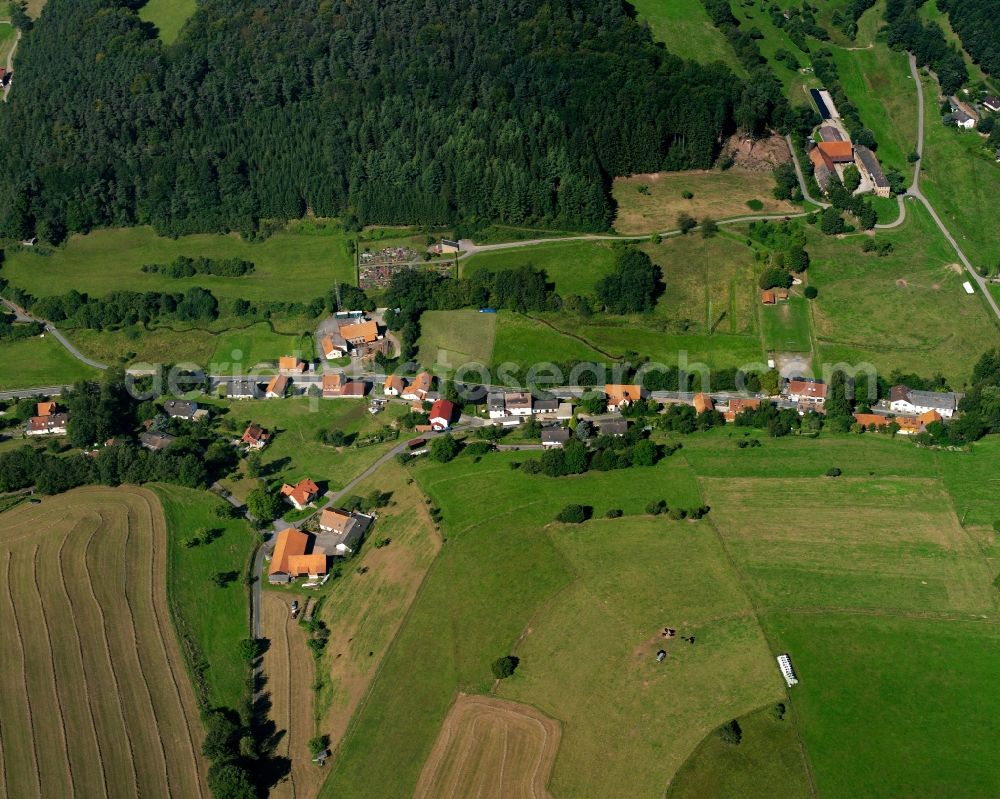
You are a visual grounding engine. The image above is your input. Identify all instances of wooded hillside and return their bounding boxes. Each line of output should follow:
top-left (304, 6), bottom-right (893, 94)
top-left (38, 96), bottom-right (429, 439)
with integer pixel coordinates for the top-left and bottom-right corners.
top-left (0, 0), bottom-right (786, 242)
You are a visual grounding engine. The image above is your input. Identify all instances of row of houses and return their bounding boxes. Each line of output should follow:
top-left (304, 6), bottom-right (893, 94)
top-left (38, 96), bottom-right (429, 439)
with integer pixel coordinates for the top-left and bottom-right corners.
top-left (487, 390), bottom-right (571, 421)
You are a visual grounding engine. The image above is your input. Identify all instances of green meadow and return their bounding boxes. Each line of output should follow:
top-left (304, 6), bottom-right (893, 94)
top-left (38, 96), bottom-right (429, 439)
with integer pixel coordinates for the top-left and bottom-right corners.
top-left (316, 430), bottom-right (1000, 798)
top-left (630, 0), bottom-right (744, 73)
top-left (0, 333), bottom-right (99, 389)
top-left (138, 0), bottom-right (196, 44)
top-left (155, 483), bottom-right (256, 710)
top-left (2, 223), bottom-right (356, 303)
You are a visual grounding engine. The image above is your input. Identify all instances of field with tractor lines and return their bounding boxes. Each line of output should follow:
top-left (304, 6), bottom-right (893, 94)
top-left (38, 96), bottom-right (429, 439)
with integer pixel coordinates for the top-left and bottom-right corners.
top-left (0, 486), bottom-right (207, 798)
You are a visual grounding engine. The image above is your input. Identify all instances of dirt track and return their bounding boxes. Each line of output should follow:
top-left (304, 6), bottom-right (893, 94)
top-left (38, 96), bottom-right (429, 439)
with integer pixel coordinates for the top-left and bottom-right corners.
top-left (413, 693), bottom-right (562, 799)
top-left (262, 592), bottom-right (324, 799)
top-left (0, 487), bottom-right (207, 798)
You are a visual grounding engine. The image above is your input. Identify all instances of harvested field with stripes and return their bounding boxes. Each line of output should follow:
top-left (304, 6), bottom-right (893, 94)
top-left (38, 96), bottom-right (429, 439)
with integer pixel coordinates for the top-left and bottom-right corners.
top-left (262, 592), bottom-right (325, 799)
top-left (0, 486), bottom-right (208, 798)
top-left (413, 694), bottom-right (561, 799)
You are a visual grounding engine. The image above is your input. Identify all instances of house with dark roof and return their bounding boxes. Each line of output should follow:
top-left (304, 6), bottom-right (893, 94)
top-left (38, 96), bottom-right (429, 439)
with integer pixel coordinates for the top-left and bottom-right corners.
top-left (541, 427), bottom-right (571, 448)
top-left (317, 508), bottom-right (373, 555)
top-left (140, 431), bottom-right (176, 451)
top-left (888, 386), bottom-right (961, 418)
top-left (164, 399), bottom-right (199, 419)
top-left (983, 95), bottom-right (1000, 113)
top-left (222, 379), bottom-right (263, 400)
top-left (241, 423), bottom-right (271, 449)
top-left (597, 417), bottom-right (628, 437)
top-left (27, 413), bottom-right (69, 436)
top-left (854, 145), bottom-right (891, 197)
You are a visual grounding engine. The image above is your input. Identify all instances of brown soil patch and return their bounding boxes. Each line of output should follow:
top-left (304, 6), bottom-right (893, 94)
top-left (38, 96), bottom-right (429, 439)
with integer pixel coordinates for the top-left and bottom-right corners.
top-left (413, 693), bottom-right (562, 799)
top-left (719, 133), bottom-right (792, 171)
top-left (262, 592), bottom-right (324, 799)
top-left (896, 279), bottom-right (908, 288)
top-left (947, 263), bottom-right (964, 274)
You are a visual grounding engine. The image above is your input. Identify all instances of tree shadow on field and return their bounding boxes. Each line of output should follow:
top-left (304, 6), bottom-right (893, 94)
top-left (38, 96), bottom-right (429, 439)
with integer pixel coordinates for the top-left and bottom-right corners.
top-left (260, 456), bottom-right (291, 477)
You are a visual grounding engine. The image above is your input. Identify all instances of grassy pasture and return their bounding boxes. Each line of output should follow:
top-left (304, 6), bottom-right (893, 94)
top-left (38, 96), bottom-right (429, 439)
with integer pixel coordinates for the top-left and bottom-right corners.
top-left (491, 312), bottom-right (608, 367)
top-left (417, 309), bottom-right (497, 368)
top-left (612, 170), bottom-right (798, 235)
top-left (498, 516), bottom-right (784, 799)
top-left (760, 293), bottom-right (813, 354)
top-left (702, 476), bottom-right (996, 614)
top-left (138, 0), bottom-right (196, 44)
top-left (917, 72), bottom-right (1000, 269)
top-left (0, 331), bottom-right (100, 389)
top-left (212, 396), bottom-right (409, 502)
top-left (315, 463), bottom-right (441, 748)
top-left (0, 21), bottom-right (15, 64)
top-left (629, 0), bottom-right (744, 73)
top-left (831, 44), bottom-right (918, 176)
top-left (321, 451), bottom-right (706, 798)
top-left (807, 202), bottom-right (999, 384)
top-left (0, 487), bottom-right (208, 797)
top-left (155, 483), bottom-right (255, 711)
top-left (766, 612), bottom-right (1000, 799)
top-left (462, 239), bottom-right (620, 296)
top-left (2, 224), bottom-right (356, 303)
top-left (667, 704), bottom-right (812, 799)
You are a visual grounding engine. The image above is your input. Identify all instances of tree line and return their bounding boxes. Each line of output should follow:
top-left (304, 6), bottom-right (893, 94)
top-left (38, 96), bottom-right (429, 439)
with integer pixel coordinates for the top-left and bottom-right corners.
top-left (936, 0), bottom-right (999, 78)
top-left (884, 0), bottom-right (967, 94)
top-left (141, 256), bottom-right (255, 278)
top-left (0, 0), bottom-right (790, 244)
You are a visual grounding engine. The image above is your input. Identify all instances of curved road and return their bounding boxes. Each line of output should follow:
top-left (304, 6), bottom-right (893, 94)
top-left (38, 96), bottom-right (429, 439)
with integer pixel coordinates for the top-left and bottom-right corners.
top-left (2, 24), bottom-right (19, 102)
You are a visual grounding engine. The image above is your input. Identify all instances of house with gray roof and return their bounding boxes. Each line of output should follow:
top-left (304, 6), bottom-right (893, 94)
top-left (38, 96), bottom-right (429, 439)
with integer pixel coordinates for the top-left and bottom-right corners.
top-left (888, 385), bottom-right (961, 418)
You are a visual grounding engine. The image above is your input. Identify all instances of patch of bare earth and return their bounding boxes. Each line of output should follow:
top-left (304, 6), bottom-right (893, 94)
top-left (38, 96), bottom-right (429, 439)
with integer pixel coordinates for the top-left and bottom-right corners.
top-left (413, 693), bottom-right (562, 799)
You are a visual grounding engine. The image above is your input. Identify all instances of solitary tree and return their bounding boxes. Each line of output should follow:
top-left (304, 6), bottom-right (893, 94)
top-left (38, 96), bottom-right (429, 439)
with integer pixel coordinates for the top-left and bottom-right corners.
top-left (556, 504), bottom-right (587, 524)
top-left (717, 719), bottom-right (742, 745)
top-left (491, 655), bottom-right (520, 679)
top-left (700, 217), bottom-right (719, 238)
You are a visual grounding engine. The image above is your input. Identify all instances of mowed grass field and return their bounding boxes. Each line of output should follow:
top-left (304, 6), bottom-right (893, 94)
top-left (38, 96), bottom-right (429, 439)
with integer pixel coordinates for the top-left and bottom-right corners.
top-left (497, 516), bottom-right (789, 798)
top-left (2, 223), bottom-right (356, 303)
top-left (629, 0), bottom-right (744, 73)
top-left (315, 463), bottom-right (441, 750)
top-left (417, 309), bottom-right (498, 368)
top-left (262, 592), bottom-right (325, 799)
top-left (612, 170), bottom-right (798, 235)
top-left (155, 484), bottom-right (255, 710)
top-left (321, 451), bottom-right (765, 798)
top-left (831, 44), bottom-right (918, 176)
top-left (413, 694), bottom-right (562, 799)
top-left (807, 203), bottom-right (999, 384)
top-left (760, 293), bottom-right (813, 354)
top-left (917, 72), bottom-right (1000, 269)
top-left (0, 486), bottom-right (208, 798)
top-left (462, 239), bottom-right (620, 296)
top-left (138, 0), bottom-right (196, 44)
top-left (0, 332), bottom-right (100, 389)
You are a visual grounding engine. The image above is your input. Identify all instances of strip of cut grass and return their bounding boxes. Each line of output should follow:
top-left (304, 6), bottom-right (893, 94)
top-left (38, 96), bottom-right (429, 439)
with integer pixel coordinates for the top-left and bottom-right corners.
top-left (155, 484), bottom-right (255, 711)
top-left (462, 240), bottom-right (620, 297)
top-left (416, 309), bottom-right (498, 369)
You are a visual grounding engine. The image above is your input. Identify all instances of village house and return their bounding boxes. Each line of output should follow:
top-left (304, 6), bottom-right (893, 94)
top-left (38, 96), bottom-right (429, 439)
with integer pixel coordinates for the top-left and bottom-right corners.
top-left (983, 95), bottom-right (1000, 114)
top-left (761, 290), bottom-right (776, 305)
top-left (487, 391), bottom-right (506, 419)
top-left (242, 423), bottom-right (271, 449)
top-left (339, 319), bottom-right (381, 354)
top-left (808, 147), bottom-right (834, 194)
top-left (541, 426), bottom-right (571, 448)
top-left (401, 371), bottom-right (433, 401)
top-left (723, 397), bottom-right (761, 423)
top-left (383, 374), bottom-right (407, 396)
top-left (36, 401), bottom-right (57, 417)
top-left (321, 333), bottom-right (348, 359)
top-left (605, 384), bottom-right (643, 412)
top-left (27, 413), bottom-right (69, 436)
top-left (505, 391), bottom-right (534, 416)
top-left (280, 477), bottom-right (320, 511)
top-left (597, 417), bottom-right (629, 437)
top-left (265, 374), bottom-right (290, 399)
top-left (163, 399), bottom-right (198, 419)
top-left (888, 386), bottom-right (960, 419)
top-left (785, 378), bottom-right (827, 406)
top-left (317, 507), bottom-right (373, 555)
top-left (431, 239), bottom-right (460, 255)
top-left (853, 410), bottom-right (941, 435)
top-left (278, 356), bottom-right (307, 375)
top-left (322, 373), bottom-right (344, 398)
top-left (268, 528), bottom-right (327, 584)
top-left (429, 399), bottom-right (455, 430)
top-left (339, 381), bottom-right (368, 398)
top-left (139, 431), bottom-right (175, 451)
top-left (222, 379), bottom-right (263, 400)
top-left (854, 145), bottom-right (891, 198)
top-left (692, 393), bottom-right (714, 414)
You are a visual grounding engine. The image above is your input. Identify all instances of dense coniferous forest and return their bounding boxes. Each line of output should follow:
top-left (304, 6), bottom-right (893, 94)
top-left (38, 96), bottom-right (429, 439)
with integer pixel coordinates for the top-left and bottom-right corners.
top-left (0, 0), bottom-right (791, 243)
top-left (937, 0), bottom-right (1000, 78)
top-left (884, 0), bottom-right (967, 94)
